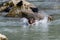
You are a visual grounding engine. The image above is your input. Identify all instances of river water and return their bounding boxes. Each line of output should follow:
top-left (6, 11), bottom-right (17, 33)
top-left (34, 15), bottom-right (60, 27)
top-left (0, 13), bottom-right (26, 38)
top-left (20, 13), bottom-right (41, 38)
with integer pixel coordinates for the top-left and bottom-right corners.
top-left (0, 0), bottom-right (60, 40)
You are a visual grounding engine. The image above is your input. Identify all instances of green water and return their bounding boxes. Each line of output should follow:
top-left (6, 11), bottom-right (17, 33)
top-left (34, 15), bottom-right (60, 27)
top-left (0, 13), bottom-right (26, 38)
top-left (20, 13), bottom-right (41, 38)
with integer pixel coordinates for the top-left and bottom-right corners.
top-left (0, 0), bottom-right (60, 40)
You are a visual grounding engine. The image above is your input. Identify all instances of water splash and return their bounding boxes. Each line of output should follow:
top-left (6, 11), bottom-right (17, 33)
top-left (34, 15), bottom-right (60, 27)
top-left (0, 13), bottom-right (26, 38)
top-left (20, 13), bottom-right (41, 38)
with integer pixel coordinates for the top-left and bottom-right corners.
top-left (20, 18), bottom-right (29, 27)
top-left (30, 16), bottom-right (49, 32)
top-left (32, 15), bottom-right (48, 25)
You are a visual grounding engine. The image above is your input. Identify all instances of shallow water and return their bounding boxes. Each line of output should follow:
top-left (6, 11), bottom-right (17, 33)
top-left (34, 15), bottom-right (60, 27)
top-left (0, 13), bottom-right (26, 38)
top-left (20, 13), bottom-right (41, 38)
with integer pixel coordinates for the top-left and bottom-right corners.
top-left (0, 0), bottom-right (60, 40)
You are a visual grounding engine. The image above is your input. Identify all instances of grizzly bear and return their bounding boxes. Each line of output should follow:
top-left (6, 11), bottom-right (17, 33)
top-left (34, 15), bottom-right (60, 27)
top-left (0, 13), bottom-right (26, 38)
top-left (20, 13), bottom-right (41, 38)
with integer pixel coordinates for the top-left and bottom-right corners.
top-left (0, 0), bottom-right (53, 24)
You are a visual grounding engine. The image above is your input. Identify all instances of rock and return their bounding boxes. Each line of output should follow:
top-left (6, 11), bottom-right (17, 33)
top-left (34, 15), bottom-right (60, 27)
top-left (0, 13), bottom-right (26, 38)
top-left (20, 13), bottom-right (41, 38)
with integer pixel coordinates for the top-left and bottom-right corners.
top-left (0, 33), bottom-right (8, 40)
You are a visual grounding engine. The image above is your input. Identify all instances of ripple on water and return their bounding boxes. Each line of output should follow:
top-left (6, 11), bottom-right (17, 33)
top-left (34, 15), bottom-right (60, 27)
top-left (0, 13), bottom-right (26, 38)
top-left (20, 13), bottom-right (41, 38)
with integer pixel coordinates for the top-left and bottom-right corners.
top-left (49, 19), bottom-right (60, 26)
top-left (0, 28), bottom-right (19, 33)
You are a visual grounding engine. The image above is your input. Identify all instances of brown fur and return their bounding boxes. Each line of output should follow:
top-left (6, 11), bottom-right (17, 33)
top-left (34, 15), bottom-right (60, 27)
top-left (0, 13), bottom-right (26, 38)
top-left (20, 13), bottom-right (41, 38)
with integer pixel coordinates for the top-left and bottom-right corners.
top-left (48, 15), bottom-right (53, 21)
top-left (0, 0), bottom-right (53, 24)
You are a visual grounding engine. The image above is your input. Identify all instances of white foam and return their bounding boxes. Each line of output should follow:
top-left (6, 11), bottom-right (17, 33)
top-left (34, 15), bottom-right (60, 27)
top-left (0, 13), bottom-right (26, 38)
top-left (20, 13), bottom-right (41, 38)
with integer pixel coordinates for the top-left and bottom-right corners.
top-left (20, 18), bottom-right (29, 27)
top-left (31, 16), bottom-right (49, 32)
top-left (32, 16), bottom-right (48, 26)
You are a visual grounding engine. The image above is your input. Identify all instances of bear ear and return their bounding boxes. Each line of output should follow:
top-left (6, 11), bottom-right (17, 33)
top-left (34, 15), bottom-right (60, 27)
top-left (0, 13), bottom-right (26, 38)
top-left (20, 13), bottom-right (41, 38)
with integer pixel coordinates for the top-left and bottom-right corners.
top-left (17, 0), bottom-right (23, 6)
top-left (11, 0), bottom-right (22, 6)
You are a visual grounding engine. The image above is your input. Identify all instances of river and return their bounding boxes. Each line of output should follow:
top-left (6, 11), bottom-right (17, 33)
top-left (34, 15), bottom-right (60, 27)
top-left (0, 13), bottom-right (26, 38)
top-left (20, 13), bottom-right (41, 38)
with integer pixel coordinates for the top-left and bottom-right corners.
top-left (0, 0), bottom-right (60, 40)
